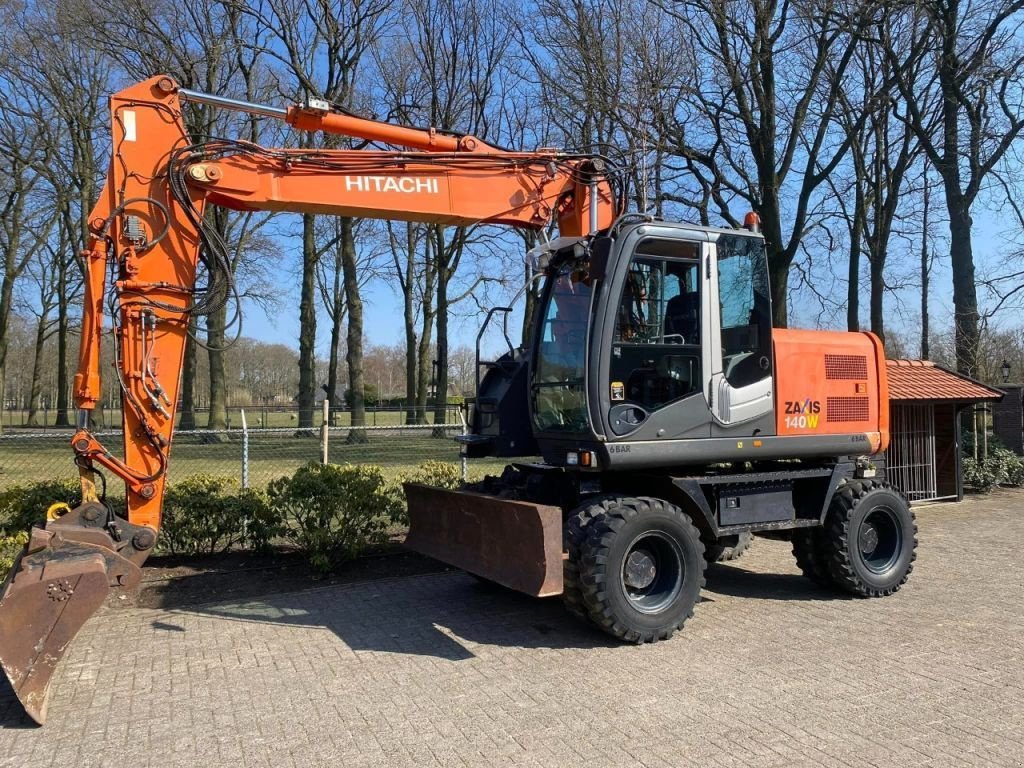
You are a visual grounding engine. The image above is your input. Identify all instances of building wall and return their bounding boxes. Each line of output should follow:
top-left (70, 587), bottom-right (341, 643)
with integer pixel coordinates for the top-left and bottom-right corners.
top-left (934, 403), bottom-right (959, 499)
top-left (992, 386), bottom-right (1023, 454)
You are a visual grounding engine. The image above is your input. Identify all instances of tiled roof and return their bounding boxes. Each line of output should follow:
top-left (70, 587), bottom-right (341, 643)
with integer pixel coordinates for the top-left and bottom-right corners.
top-left (886, 360), bottom-right (1004, 402)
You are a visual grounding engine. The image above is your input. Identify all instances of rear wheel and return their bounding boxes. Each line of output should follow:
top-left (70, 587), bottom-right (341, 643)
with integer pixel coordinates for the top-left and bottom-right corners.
top-left (576, 497), bottom-right (705, 643)
top-left (823, 480), bottom-right (917, 597)
top-left (704, 531), bottom-right (753, 563)
top-left (791, 528), bottom-right (833, 587)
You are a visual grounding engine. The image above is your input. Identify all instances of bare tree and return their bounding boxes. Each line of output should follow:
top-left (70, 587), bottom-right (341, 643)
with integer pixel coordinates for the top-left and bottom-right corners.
top-left (0, 99), bottom-right (58, 433)
top-left (244, 0), bottom-right (393, 433)
top-left (79, 0), bottom-right (278, 431)
top-left (874, 0), bottom-right (1024, 374)
top-left (831, 37), bottom-right (925, 343)
top-left (378, 0), bottom-right (517, 427)
top-left (654, 0), bottom-right (873, 327)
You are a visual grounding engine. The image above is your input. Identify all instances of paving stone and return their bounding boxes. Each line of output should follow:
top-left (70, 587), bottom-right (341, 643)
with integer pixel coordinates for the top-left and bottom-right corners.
top-left (0, 490), bottom-right (1022, 767)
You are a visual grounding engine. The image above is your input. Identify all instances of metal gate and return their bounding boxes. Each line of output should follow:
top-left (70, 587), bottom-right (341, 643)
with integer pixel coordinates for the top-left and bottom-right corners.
top-left (886, 403), bottom-right (938, 502)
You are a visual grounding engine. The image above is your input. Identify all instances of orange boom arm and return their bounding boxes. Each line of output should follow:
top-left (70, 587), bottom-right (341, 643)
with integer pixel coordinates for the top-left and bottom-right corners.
top-left (73, 75), bottom-right (616, 532)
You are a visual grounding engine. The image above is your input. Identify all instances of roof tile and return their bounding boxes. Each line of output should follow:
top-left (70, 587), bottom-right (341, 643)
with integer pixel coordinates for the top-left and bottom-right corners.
top-left (886, 360), bottom-right (1003, 402)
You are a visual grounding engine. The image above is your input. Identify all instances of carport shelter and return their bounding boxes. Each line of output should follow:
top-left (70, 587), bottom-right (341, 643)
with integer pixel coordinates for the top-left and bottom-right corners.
top-left (884, 359), bottom-right (1003, 503)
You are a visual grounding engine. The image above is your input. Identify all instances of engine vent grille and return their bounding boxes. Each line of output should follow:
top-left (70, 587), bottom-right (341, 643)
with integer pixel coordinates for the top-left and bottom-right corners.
top-left (827, 396), bottom-right (870, 423)
top-left (825, 354), bottom-right (868, 380)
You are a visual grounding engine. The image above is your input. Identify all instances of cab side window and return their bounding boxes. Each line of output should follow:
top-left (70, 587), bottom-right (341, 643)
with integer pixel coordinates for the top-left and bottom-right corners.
top-left (717, 234), bottom-right (772, 388)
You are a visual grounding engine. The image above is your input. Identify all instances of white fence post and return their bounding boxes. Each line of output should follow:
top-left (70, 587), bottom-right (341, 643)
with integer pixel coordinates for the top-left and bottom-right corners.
top-left (459, 403), bottom-right (469, 483)
top-left (240, 408), bottom-right (249, 489)
top-left (321, 399), bottom-right (330, 464)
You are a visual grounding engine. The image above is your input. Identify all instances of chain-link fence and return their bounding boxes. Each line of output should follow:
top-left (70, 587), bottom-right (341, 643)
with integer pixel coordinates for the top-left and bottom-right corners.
top-left (0, 406), bottom-right (512, 493)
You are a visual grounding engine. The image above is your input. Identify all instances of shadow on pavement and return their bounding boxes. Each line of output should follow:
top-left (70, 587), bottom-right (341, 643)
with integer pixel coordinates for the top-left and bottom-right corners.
top-left (0, 674), bottom-right (40, 730)
top-left (704, 562), bottom-right (851, 602)
top-left (173, 571), bottom-right (620, 661)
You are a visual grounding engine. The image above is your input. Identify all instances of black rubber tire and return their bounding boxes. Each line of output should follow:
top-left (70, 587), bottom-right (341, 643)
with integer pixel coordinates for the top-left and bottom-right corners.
top-left (791, 528), bottom-right (833, 587)
top-left (822, 480), bottom-right (917, 597)
top-left (704, 531), bottom-right (754, 563)
top-left (577, 497), bottom-right (706, 643)
top-left (563, 497), bottom-right (619, 620)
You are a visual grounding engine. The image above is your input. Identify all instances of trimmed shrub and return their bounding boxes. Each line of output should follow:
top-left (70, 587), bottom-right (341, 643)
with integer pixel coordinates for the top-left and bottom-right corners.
top-left (405, 460), bottom-right (464, 490)
top-left (0, 531), bottom-right (29, 580)
top-left (161, 475), bottom-right (281, 555)
top-left (0, 480), bottom-right (79, 535)
top-left (962, 448), bottom-right (1024, 492)
top-left (962, 457), bottom-right (1000, 493)
top-left (268, 462), bottom-right (403, 572)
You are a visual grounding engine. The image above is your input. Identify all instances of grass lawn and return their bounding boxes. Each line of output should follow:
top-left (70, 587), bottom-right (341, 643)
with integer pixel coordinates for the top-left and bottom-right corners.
top-left (0, 407), bottom-right (461, 432)
top-left (0, 428), bottom-right (512, 492)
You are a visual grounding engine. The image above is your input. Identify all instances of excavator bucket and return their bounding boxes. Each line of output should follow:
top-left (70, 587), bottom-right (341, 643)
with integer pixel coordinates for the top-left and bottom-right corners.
top-left (403, 483), bottom-right (564, 597)
top-left (0, 523), bottom-right (141, 724)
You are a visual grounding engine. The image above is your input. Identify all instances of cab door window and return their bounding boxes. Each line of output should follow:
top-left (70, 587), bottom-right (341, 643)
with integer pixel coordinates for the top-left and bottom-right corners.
top-left (611, 241), bottom-right (701, 412)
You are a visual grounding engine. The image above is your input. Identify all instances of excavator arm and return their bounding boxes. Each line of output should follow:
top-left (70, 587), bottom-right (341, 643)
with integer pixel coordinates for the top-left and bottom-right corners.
top-left (0, 76), bottom-right (617, 723)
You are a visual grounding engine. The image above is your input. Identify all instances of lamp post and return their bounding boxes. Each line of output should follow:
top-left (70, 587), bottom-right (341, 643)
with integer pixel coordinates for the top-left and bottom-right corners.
top-left (1000, 359), bottom-right (1011, 383)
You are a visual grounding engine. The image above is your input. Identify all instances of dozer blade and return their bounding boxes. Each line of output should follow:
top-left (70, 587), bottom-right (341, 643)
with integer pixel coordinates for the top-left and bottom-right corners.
top-left (0, 527), bottom-right (139, 724)
top-left (403, 483), bottom-right (564, 597)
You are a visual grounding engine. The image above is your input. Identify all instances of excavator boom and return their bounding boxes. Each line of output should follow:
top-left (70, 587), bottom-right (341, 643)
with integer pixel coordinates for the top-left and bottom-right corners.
top-left (0, 76), bottom-right (618, 723)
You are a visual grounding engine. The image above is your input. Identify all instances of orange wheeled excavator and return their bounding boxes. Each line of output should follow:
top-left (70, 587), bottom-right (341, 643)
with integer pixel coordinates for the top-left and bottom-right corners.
top-left (0, 77), bottom-right (917, 724)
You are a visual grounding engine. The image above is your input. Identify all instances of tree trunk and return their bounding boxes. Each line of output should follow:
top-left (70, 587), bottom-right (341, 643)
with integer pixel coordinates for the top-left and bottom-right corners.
top-left (920, 186), bottom-right (930, 360)
top-left (179, 320), bottom-right (197, 430)
top-left (326, 231), bottom-right (344, 428)
top-left (340, 218), bottom-right (367, 444)
top-left (869, 243), bottom-right (885, 347)
top-left (947, 200), bottom-right (979, 376)
top-left (54, 257), bottom-right (71, 427)
top-left (522, 259), bottom-right (537, 347)
top-left (297, 214), bottom-right (318, 430)
top-left (759, 190), bottom-right (789, 328)
top-left (847, 186), bottom-right (863, 332)
top-left (433, 250), bottom-right (449, 431)
top-left (0, 275), bottom-right (14, 394)
top-left (26, 311), bottom-right (48, 426)
top-left (402, 225), bottom-right (417, 425)
top-left (206, 301), bottom-right (228, 431)
top-left (415, 238), bottom-right (438, 423)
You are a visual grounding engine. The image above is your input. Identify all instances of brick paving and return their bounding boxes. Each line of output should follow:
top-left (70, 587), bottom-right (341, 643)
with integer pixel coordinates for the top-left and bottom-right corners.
top-left (1, 489), bottom-right (1022, 768)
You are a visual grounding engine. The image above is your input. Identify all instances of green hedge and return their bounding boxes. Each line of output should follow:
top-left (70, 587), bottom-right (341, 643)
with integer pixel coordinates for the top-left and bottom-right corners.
top-left (0, 460), bottom-right (476, 577)
top-left (0, 479), bottom-right (79, 536)
top-left (161, 475), bottom-right (281, 555)
top-left (0, 531), bottom-right (28, 575)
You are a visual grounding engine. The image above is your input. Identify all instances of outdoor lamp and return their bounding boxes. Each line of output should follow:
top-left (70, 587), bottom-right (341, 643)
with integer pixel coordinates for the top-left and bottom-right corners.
top-left (1000, 359), bottom-right (1011, 383)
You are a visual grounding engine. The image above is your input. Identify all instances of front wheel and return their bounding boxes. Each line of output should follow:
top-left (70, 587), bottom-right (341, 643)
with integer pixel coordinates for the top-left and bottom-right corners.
top-left (823, 481), bottom-right (917, 597)
top-left (576, 497), bottom-right (705, 643)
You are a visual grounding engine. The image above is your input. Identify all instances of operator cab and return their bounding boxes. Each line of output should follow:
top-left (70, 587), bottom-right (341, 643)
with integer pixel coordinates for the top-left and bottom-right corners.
top-left (465, 221), bottom-right (775, 469)
top-left (526, 222), bottom-right (774, 468)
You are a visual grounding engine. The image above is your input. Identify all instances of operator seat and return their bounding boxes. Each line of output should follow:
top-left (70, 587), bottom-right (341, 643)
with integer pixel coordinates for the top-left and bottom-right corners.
top-left (664, 292), bottom-right (699, 344)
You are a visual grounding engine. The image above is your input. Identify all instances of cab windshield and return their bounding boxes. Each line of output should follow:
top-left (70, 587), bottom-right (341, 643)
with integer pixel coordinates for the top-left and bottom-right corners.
top-left (532, 264), bottom-right (592, 432)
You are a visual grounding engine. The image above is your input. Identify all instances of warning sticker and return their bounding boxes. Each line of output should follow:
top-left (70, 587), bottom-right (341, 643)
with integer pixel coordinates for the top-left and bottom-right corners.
top-left (611, 381), bottom-right (625, 401)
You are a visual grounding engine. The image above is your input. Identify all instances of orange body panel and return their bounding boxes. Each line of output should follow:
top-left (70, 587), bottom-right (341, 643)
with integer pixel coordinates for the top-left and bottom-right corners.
top-left (773, 328), bottom-right (889, 454)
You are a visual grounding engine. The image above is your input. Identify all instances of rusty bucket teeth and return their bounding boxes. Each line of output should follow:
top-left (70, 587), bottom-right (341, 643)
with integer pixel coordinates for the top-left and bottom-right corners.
top-left (0, 536), bottom-right (116, 725)
top-left (403, 483), bottom-right (564, 597)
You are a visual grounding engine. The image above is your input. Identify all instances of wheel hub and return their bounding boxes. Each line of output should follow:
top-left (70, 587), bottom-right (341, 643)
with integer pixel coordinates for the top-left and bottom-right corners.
top-left (623, 550), bottom-right (657, 589)
top-left (859, 523), bottom-right (879, 555)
